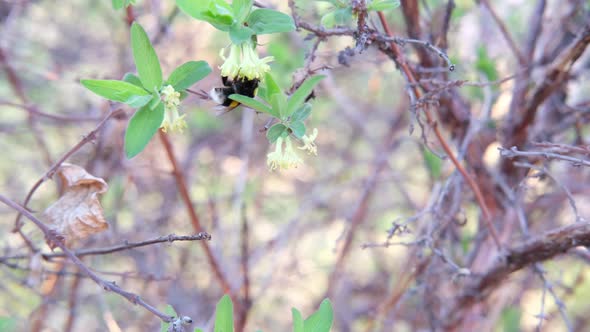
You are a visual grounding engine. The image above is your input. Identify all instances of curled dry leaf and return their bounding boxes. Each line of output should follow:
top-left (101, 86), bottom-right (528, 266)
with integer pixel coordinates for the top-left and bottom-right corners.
top-left (43, 163), bottom-right (109, 248)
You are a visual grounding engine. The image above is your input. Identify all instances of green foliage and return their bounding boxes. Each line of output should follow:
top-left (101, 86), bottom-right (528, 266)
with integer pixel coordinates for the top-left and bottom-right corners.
top-left (0, 317), bottom-right (16, 332)
top-left (160, 305), bottom-right (178, 332)
top-left (498, 307), bottom-right (521, 332)
top-left (229, 73), bottom-right (323, 143)
top-left (131, 23), bottom-right (163, 91)
top-left (267, 123), bottom-right (289, 143)
top-left (176, 0), bottom-right (295, 40)
top-left (292, 309), bottom-right (305, 332)
top-left (166, 61), bottom-right (212, 91)
top-left (367, 0), bottom-right (401, 11)
top-left (246, 9), bottom-right (296, 35)
top-left (124, 103), bottom-right (164, 158)
top-left (421, 148), bottom-right (443, 180)
top-left (475, 45), bottom-right (499, 82)
top-left (81, 22), bottom-right (210, 159)
top-left (320, 0), bottom-right (400, 27)
top-left (112, 0), bottom-right (136, 9)
top-left (302, 299), bottom-right (334, 332)
top-left (80, 79), bottom-right (151, 108)
top-left (182, 295), bottom-right (334, 332)
top-left (214, 295), bottom-right (234, 332)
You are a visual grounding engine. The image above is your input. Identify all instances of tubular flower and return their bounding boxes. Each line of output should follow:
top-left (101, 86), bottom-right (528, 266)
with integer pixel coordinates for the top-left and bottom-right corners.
top-left (219, 44), bottom-right (241, 79)
top-left (239, 43), bottom-right (273, 80)
top-left (160, 85), bottom-right (186, 133)
top-left (298, 128), bottom-right (318, 155)
top-left (266, 136), bottom-right (303, 171)
top-left (218, 42), bottom-right (273, 81)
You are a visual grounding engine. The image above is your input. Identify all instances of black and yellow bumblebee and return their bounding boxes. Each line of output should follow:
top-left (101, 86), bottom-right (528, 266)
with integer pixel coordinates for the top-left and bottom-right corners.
top-left (209, 75), bottom-right (260, 112)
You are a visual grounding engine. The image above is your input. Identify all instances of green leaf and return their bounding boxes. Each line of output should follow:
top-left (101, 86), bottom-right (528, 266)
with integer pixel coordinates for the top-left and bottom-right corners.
top-left (246, 9), bottom-right (295, 35)
top-left (292, 309), bottom-right (304, 332)
top-left (198, 0), bottom-right (235, 30)
top-left (214, 294), bottom-right (234, 332)
top-left (112, 0), bottom-right (135, 9)
top-left (124, 102), bottom-right (164, 158)
top-left (500, 307), bottom-right (521, 332)
top-left (267, 123), bottom-right (288, 143)
top-left (264, 72), bottom-right (282, 98)
top-left (422, 148), bottom-right (442, 179)
top-left (176, 0), bottom-right (211, 21)
top-left (367, 0), bottom-right (400, 11)
top-left (122, 72), bottom-right (144, 88)
top-left (195, 329), bottom-right (204, 332)
top-left (131, 23), bottom-right (163, 91)
top-left (81, 79), bottom-right (151, 108)
top-left (228, 94), bottom-right (274, 115)
top-left (290, 103), bottom-right (312, 122)
top-left (232, 0), bottom-right (253, 24)
top-left (149, 92), bottom-right (162, 110)
top-left (475, 45), bottom-right (499, 82)
top-left (167, 61), bottom-right (212, 91)
top-left (160, 305), bottom-right (178, 332)
top-left (304, 299), bottom-right (333, 332)
top-left (289, 121), bottom-right (306, 138)
top-left (229, 24), bottom-right (255, 44)
top-left (0, 317), bottom-right (16, 332)
top-left (286, 75), bottom-right (324, 117)
top-left (271, 93), bottom-right (288, 120)
top-left (320, 7), bottom-right (353, 28)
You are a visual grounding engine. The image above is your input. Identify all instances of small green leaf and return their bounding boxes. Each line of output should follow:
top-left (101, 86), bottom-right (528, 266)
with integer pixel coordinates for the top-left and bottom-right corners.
top-left (232, 0), bottom-right (253, 24)
top-left (122, 72), bottom-right (144, 88)
top-left (304, 299), bottom-right (333, 332)
top-left (271, 93), bottom-right (288, 120)
top-left (199, 0), bottom-right (235, 30)
top-left (124, 102), bottom-right (164, 158)
top-left (500, 307), bottom-right (521, 332)
top-left (422, 148), bottom-right (442, 179)
top-left (195, 329), bottom-right (204, 332)
top-left (292, 309), bottom-right (304, 332)
top-left (0, 317), bottom-right (16, 332)
top-left (264, 72), bottom-right (282, 98)
top-left (176, 0), bottom-right (211, 21)
top-left (367, 0), bottom-right (400, 11)
top-left (286, 75), bottom-right (324, 117)
top-left (267, 123), bottom-right (288, 143)
top-left (112, 0), bottom-right (135, 9)
top-left (131, 22), bottom-right (163, 91)
top-left (149, 93), bottom-right (162, 110)
top-left (228, 94), bottom-right (274, 115)
top-left (160, 305), bottom-right (178, 332)
top-left (167, 61), bottom-right (212, 91)
top-left (290, 103), bottom-right (312, 122)
top-left (289, 121), bottom-right (306, 138)
top-left (246, 9), bottom-right (295, 34)
top-left (229, 24), bottom-right (255, 44)
top-left (81, 79), bottom-right (151, 108)
top-left (214, 294), bottom-right (234, 332)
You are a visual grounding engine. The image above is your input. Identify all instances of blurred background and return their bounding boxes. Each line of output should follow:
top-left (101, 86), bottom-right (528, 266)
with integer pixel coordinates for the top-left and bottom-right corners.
top-left (1, 0), bottom-right (589, 331)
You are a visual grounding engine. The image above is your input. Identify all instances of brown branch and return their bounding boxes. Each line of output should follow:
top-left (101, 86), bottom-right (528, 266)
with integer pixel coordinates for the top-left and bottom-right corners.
top-left (446, 221), bottom-right (590, 329)
top-left (3, 233), bottom-right (212, 260)
top-left (376, 12), bottom-right (501, 248)
top-left (0, 194), bottom-right (174, 323)
top-left (158, 131), bottom-right (237, 305)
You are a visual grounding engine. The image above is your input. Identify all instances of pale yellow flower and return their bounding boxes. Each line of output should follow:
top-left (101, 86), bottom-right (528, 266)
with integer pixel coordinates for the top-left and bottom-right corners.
top-left (298, 128), bottom-right (318, 155)
top-left (160, 85), bottom-right (186, 133)
top-left (266, 136), bottom-right (303, 171)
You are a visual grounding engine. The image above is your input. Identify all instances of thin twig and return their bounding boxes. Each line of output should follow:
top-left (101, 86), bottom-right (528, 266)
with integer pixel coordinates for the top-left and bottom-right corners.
top-left (0, 194), bottom-right (174, 323)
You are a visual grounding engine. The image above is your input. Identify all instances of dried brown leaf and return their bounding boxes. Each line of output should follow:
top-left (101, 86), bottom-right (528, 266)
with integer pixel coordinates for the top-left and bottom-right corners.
top-left (43, 163), bottom-right (109, 248)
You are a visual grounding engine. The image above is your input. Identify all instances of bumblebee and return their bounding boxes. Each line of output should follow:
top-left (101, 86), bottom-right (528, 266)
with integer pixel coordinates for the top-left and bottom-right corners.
top-left (209, 76), bottom-right (260, 111)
